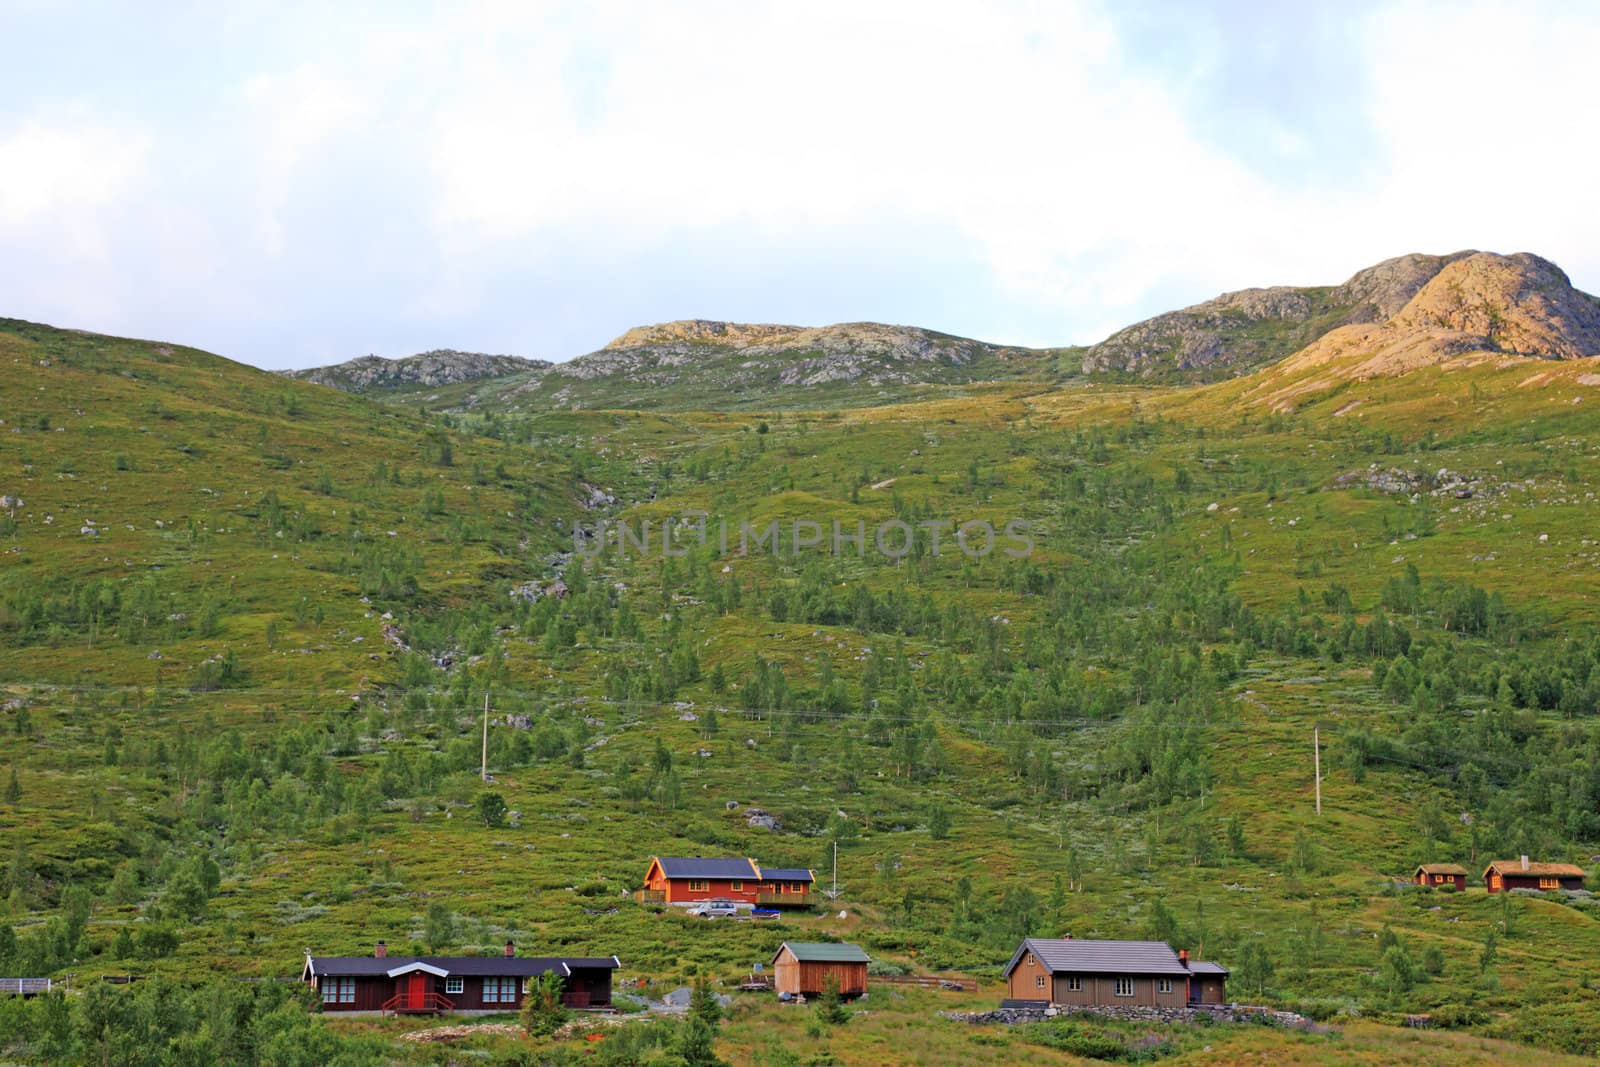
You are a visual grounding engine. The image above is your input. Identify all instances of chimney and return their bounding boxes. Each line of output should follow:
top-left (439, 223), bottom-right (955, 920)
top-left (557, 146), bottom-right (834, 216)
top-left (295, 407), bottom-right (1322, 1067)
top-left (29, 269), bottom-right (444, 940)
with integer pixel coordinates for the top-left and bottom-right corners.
top-left (505, 940), bottom-right (515, 958)
top-left (374, 941), bottom-right (387, 959)
top-left (1521, 855), bottom-right (1530, 871)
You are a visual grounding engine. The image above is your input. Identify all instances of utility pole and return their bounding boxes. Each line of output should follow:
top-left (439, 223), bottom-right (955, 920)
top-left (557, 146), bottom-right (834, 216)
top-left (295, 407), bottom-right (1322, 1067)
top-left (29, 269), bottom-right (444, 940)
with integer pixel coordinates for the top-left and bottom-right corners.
top-left (1313, 725), bottom-right (1322, 816)
top-left (481, 692), bottom-right (490, 782)
top-left (833, 840), bottom-right (838, 899)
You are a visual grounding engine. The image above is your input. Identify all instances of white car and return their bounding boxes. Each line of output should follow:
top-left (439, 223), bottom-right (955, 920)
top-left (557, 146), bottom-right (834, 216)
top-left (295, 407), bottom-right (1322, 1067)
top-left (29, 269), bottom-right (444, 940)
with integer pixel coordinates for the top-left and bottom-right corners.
top-left (687, 899), bottom-right (739, 917)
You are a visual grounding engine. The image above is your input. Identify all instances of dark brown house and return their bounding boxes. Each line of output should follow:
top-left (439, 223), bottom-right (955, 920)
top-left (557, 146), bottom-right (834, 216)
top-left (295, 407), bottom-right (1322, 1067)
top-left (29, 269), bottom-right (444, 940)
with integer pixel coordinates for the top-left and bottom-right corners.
top-left (1483, 856), bottom-right (1586, 894)
top-left (1414, 863), bottom-right (1468, 890)
top-left (302, 941), bottom-right (620, 1014)
top-left (1003, 938), bottom-right (1227, 1008)
top-left (772, 941), bottom-right (870, 999)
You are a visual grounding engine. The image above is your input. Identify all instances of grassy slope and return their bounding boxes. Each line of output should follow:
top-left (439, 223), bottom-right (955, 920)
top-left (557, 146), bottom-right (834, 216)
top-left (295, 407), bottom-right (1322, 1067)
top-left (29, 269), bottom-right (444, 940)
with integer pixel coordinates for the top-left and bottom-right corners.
top-left (5, 321), bottom-right (1600, 1063)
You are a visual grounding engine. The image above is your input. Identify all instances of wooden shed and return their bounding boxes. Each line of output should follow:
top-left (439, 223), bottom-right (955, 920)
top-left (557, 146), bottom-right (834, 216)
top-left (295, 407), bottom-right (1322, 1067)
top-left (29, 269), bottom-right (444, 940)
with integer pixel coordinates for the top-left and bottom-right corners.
top-left (772, 941), bottom-right (870, 998)
top-left (1414, 863), bottom-right (1468, 890)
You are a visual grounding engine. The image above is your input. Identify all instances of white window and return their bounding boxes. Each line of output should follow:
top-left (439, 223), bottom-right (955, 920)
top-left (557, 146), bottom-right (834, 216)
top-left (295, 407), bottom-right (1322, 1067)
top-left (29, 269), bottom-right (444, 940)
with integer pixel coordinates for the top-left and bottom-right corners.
top-left (1158, 979), bottom-right (1173, 994)
top-left (483, 976), bottom-right (518, 1003)
top-left (321, 977), bottom-right (356, 1004)
top-left (1034, 975), bottom-right (1046, 990)
top-left (444, 977), bottom-right (464, 995)
top-left (1065, 977), bottom-right (1082, 992)
top-left (1114, 977), bottom-right (1135, 997)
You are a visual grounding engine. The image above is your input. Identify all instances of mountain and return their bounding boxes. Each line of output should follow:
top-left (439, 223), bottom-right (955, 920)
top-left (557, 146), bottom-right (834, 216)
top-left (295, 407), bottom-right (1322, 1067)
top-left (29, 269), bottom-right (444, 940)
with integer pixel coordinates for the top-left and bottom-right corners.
top-left (1078, 251), bottom-right (1479, 380)
top-left (284, 349), bottom-right (551, 393)
top-left (368, 319), bottom-right (1066, 412)
top-left (287, 251), bottom-right (1566, 413)
top-left (1243, 251), bottom-right (1600, 412)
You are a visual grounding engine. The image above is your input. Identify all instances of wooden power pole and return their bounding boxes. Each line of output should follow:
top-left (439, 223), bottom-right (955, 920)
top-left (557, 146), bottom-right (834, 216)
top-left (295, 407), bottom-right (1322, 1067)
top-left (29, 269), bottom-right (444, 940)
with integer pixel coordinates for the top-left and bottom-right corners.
top-left (1313, 725), bottom-right (1322, 815)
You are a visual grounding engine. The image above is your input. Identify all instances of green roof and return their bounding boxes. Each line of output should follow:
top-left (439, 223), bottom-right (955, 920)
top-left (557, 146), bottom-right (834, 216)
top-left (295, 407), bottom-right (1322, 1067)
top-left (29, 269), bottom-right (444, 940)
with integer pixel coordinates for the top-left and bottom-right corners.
top-left (776, 941), bottom-right (871, 964)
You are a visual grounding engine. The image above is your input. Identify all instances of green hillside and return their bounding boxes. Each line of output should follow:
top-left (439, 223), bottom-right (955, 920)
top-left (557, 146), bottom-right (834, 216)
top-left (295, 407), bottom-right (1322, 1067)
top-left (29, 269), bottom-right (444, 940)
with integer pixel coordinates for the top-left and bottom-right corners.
top-left (4, 313), bottom-right (1600, 1065)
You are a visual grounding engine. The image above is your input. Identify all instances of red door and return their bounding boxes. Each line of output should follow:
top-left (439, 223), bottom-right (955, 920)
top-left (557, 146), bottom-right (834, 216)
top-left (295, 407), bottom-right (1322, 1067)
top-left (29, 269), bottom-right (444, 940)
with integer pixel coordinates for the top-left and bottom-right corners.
top-left (405, 972), bottom-right (426, 1009)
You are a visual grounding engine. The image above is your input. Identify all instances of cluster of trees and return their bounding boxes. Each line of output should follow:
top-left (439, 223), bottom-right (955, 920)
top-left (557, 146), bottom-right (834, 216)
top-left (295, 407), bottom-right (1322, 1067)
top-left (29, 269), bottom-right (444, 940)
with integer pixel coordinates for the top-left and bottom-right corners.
top-left (0, 981), bottom-right (389, 1066)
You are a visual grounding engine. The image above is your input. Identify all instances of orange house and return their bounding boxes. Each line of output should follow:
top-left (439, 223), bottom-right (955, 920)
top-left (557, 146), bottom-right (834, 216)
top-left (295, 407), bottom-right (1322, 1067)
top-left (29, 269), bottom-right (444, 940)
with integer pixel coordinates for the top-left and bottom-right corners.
top-left (638, 857), bottom-right (814, 908)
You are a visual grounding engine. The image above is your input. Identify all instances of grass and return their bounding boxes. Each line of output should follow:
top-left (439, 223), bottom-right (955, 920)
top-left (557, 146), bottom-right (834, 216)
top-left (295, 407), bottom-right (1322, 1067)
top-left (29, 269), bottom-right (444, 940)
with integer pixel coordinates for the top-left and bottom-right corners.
top-left (5, 317), bottom-right (1600, 1063)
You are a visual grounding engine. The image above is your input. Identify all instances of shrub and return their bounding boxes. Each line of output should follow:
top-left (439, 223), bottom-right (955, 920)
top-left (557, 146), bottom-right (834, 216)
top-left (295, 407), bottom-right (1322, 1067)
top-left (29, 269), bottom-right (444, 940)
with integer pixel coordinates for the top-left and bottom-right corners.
top-left (522, 971), bottom-right (569, 1037)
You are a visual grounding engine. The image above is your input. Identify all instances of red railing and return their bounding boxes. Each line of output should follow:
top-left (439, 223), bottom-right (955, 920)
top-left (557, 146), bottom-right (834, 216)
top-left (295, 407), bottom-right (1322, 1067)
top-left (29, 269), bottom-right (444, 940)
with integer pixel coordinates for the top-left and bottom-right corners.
top-left (382, 990), bottom-right (455, 1014)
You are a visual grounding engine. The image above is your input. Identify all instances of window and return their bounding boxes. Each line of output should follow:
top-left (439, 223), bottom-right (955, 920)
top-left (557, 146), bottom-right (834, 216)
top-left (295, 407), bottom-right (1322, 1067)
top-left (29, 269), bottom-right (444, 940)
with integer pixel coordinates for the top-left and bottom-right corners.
top-left (687, 879), bottom-right (709, 892)
top-left (1158, 979), bottom-right (1173, 994)
top-left (1065, 977), bottom-right (1082, 992)
top-left (444, 977), bottom-right (464, 995)
top-left (1539, 877), bottom-right (1560, 890)
top-left (1114, 977), bottom-right (1135, 997)
top-left (787, 882), bottom-right (807, 893)
top-left (322, 977), bottom-right (355, 1004)
top-left (1025, 953), bottom-right (1036, 968)
top-left (1034, 975), bottom-right (1046, 990)
top-left (483, 976), bottom-right (517, 1003)
top-left (730, 880), bottom-right (743, 891)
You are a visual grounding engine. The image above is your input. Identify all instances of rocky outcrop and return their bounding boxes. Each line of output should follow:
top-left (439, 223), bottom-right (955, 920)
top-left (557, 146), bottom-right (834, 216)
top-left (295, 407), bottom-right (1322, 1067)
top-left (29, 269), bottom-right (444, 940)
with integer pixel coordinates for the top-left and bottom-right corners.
top-left (1079, 251), bottom-right (1501, 380)
top-left (1250, 252), bottom-right (1600, 411)
top-left (1329, 251), bottom-right (1477, 323)
top-left (285, 349), bottom-right (550, 392)
top-left (555, 320), bottom-right (1042, 388)
top-left (1081, 287), bottom-right (1323, 378)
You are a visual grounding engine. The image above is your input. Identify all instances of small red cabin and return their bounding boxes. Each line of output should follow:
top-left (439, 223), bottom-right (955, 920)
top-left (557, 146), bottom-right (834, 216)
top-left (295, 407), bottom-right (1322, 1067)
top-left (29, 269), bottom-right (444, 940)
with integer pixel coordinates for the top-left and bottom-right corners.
top-left (303, 941), bottom-right (620, 1014)
top-left (1483, 856), bottom-right (1586, 894)
top-left (1414, 863), bottom-right (1468, 890)
top-left (638, 856), bottom-right (814, 908)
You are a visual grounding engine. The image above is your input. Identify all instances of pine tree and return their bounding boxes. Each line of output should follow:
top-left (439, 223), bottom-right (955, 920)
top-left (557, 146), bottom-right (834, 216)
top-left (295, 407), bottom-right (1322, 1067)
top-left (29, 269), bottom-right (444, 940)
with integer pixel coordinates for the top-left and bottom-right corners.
top-left (3, 766), bottom-right (18, 803)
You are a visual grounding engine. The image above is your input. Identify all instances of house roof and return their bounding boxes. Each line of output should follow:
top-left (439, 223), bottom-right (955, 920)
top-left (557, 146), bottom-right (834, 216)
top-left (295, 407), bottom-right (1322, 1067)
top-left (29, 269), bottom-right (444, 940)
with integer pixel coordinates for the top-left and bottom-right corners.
top-left (654, 856), bottom-right (761, 880)
top-left (1483, 859), bottom-right (1586, 878)
top-left (1003, 938), bottom-right (1191, 978)
top-left (1416, 863), bottom-right (1469, 876)
top-left (758, 867), bottom-right (815, 883)
top-left (1187, 961), bottom-right (1229, 976)
top-left (774, 942), bottom-right (872, 964)
top-left (303, 955), bottom-right (621, 979)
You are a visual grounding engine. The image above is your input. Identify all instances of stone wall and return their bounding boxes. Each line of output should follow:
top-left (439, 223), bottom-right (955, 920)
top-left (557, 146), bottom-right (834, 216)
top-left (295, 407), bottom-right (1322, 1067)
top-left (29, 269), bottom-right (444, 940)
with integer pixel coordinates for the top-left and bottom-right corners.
top-left (941, 1003), bottom-right (1323, 1032)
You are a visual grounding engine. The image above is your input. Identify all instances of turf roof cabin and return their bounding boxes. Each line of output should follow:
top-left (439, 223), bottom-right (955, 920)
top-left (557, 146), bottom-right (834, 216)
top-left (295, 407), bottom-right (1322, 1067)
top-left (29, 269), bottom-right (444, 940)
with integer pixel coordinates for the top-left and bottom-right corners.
top-left (638, 856), bottom-right (815, 907)
top-left (1415, 863), bottom-right (1469, 890)
top-left (1003, 938), bottom-right (1228, 1008)
top-left (1483, 856), bottom-right (1587, 893)
top-left (302, 941), bottom-right (620, 1014)
top-left (772, 941), bottom-right (871, 999)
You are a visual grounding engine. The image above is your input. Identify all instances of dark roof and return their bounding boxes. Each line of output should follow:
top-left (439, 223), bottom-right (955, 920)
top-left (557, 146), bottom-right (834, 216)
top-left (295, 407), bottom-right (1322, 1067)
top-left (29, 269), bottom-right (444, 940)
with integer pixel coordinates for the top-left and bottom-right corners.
top-left (654, 857), bottom-right (760, 880)
top-left (1003, 938), bottom-right (1190, 978)
top-left (758, 867), bottom-right (814, 882)
top-left (1416, 863), bottom-right (1469, 876)
top-left (1187, 961), bottom-right (1229, 976)
top-left (774, 942), bottom-right (871, 964)
top-left (304, 955), bottom-right (620, 979)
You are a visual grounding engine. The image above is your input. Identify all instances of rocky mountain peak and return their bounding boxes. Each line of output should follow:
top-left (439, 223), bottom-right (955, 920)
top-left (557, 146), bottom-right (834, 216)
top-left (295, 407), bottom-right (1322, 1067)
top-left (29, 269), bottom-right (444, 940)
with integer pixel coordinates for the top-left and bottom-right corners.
top-left (1392, 251), bottom-right (1600, 359)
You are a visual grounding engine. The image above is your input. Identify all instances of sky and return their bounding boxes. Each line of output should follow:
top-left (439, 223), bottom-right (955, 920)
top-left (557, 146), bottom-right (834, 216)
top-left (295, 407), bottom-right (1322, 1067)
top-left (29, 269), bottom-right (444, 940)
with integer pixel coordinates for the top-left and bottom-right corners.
top-left (1, 1), bottom-right (1598, 370)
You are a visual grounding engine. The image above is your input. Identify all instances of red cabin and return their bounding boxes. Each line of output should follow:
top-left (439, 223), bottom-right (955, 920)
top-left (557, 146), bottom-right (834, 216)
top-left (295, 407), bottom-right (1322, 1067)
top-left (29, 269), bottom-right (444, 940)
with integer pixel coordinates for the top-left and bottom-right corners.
top-left (302, 941), bottom-right (620, 1014)
top-left (1483, 856), bottom-right (1586, 894)
top-left (1414, 863), bottom-right (1468, 890)
top-left (638, 856), bottom-right (814, 908)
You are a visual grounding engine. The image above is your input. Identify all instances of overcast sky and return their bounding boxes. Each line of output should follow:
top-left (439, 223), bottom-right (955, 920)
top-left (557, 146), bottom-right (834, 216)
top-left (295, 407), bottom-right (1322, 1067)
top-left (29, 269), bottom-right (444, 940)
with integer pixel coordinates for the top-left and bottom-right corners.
top-left (2, 1), bottom-right (1597, 370)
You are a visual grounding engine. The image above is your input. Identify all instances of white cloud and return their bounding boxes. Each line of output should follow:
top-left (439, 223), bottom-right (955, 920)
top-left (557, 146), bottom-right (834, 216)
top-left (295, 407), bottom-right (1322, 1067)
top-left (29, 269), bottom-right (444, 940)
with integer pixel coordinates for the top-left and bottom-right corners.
top-left (242, 66), bottom-right (372, 254)
top-left (0, 118), bottom-right (149, 259)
